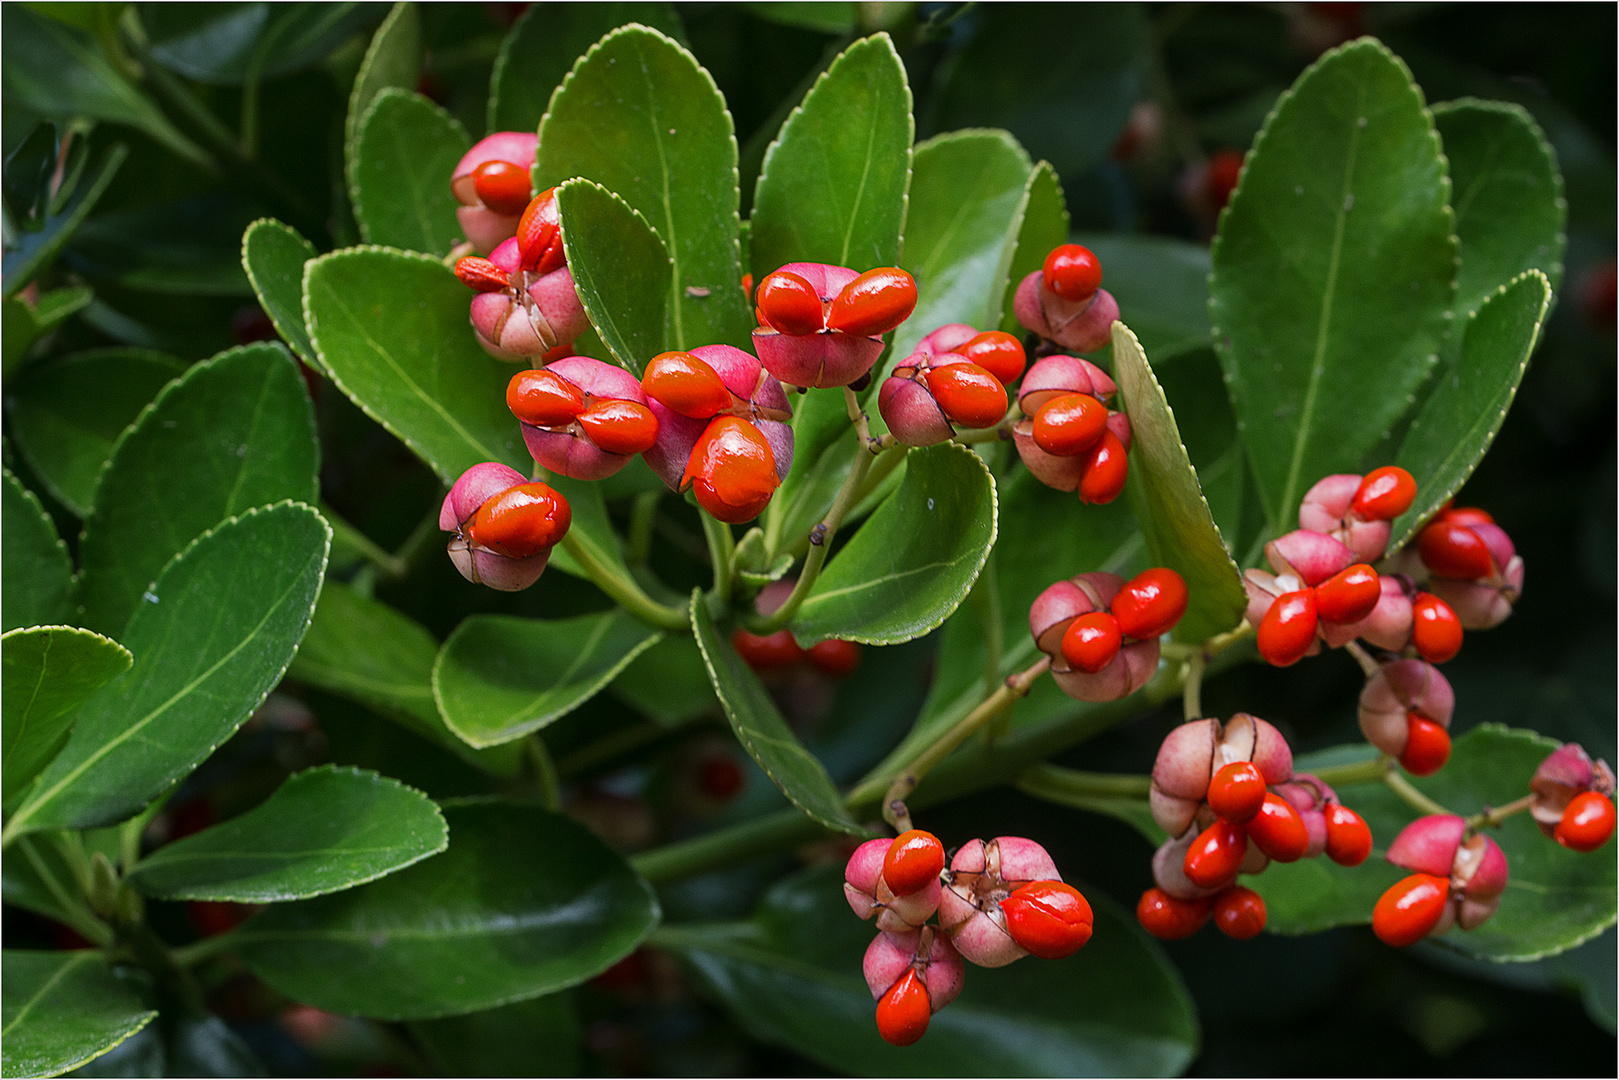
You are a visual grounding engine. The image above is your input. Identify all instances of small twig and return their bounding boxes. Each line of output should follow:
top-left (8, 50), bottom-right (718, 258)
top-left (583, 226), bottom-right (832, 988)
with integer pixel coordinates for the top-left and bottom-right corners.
top-left (1182, 653), bottom-right (1206, 721)
top-left (1469, 794), bottom-right (1535, 831)
top-left (1344, 640), bottom-right (1383, 678)
top-left (1384, 770), bottom-right (1454, 818)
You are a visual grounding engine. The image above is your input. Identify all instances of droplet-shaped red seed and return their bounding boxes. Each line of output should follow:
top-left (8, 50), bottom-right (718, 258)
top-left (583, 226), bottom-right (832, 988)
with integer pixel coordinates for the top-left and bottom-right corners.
top-left (1042, 244), bottom-right (1102, 302)
top-left (1411, 593), bottom-right (1463, 663)
top-left (1352, 466), bottom-right (1416, 521)
top-left (578, 399), bottom-right (659, 455)
top-left (875, 969), bottom-right (932, 1047)
top-left (883, 830), bottom-right (945, 896)
top-left (1400, 714), bottom-right (1451, 777)
top-left (1556, 791), bottom-right (1617, 852)
top-left (642, 352), bottom-right (734, 419)
top-left (1372, 872), bottom-right (1450, 947)
top-left (959, 330), bottom-right (1027, 386)
top-left (730, 628), bottom-right (804, 670)
top-left (1032, 392), bottom-right (1107, 456)
top-left (1212, 885), bottom-right (1266, 940)
top-left (1417, 520), bottom-right (1494, 579)
top-left (1247, 792), bottom-right (1309, 862)
top-left (826, 267), bottom-right (917, 336)
top-left (1077, 430), bottom-right (1129, 505)
top-left (1315, 563), bottom-right (1380, 624)
top-left (1323, 803), bottom-right (1372, 866)
top-left (472, 159), bottom-right (533, 215)
top-left (1207, 762), bottom-right (1266, 824)
top-left (465, 482), bottom-right (571, 558)
top-left (1111, 567), bottom-right (1189, 641)
top-left (507, 368), bottom-right (586, 428)
top-left (1183, 819), bottom-right (1247, 889)
top-left (1002, 881), bottom-right (1094, 959)
top-left (454, 255), bottom-right (510, 293)
top-left (806, 639), bottom-right (862, 678)
top-left (755, 270), bottom-right (825, 335)
top-left (1256, 590), bottom-right (1317, 667)
top-left (925, 362), bottom-right (1008, 429)
top-left (683, 416), bottom-right (779, 524)
top-left (1136, 888), bottom-right (1211, 940)
top-left (1060, 612), bottom-right (1122, 674)
top-left (516, 187), bottom-right (565, 275)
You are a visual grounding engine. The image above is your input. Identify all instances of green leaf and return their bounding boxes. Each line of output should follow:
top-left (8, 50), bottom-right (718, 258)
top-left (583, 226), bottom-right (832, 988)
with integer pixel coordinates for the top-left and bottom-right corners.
top-left (1074, 234), bottom-right (1213, 361)
top-left (235, 801), bottom-right (659, 1020)
top-left (997, 161), bottom-right (1068, 335)
top-left (6, 503), bottom-right (330, 837)
top-left (2, 626), bottom-right (131, 806)
top-left (3, 284), bottom-right (93, 378)
top-left (689, 592), bottom-right (860, 835)
top-left (741, 2), bottom-right (858, 32)
top-left (411, 992), bottom-right (582, 1077)
top-left (555, 179), bottom-right (671, 375)
top-left (764, 389), bottom-right (860, 559)
top-left (344, 2), bottom-right (422, 200)
top-left (538, 472), bottom-right (634, 584)
top-left (791, 444), bottom-right (996, 646)
top-left (535, 25), bottom-right (750, 351)
top-left (2, 143), bottom-right (127, 301)
top-left (487, 3), bottom-right (683, 133)
top-left (241, 218), bottom-right (320, 370)
top-left (1391, 271), bottom-right (1551, 551)
top-left (1209, 39), bottom-right (1457, 534)
top-left (1113, 322), bottom-right (1245, 643)
top-left (6, 348), bottom-right (185, 516)
top-left (353, 89), bottom-right (471, 255)
top-left (1, 470), bottom-right (74, 633)
top-left (2, 835), bottom-right (91, 929)
top-left (661, 865), bottom-right (1198, 1077)
top-left (144, 4), bottom-right (384, 86)
top-left (1, 951), bottom-right (157, 1079)
top-left (1153, 348), bottom-right (1262, 567)
top-left (748, 33), bottom-right (912, 277)
top-left (609, 634), bottom-right (716, 727)
top-left (304, 246), bottom-right (528, 483)
top-left (77, 342), bottom-right (319, 637)
top-left (126, 765), bottom-right (447, 902)
top-left (1255, 726), bottom-right (1617, 961)
top-left (433, 612), bottom-right (662, 748)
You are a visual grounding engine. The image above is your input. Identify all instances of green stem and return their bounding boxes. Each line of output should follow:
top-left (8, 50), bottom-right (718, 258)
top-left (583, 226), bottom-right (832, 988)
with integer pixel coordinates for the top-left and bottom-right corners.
top-left (523, 736), bottom-right (562, 812)
top-left (1384, 770), bottom-right (1453, 817)
top-left (701, 512), bottom-right (736, 608)
top-left (1182, 653), bottom-right (1205, 721)
top-left (626, 490), bottom-right (661, 567)
top-left (556, 719), bottom-right (675, 778)
top-left (171, 931), bottom-right (241, 969)
top-left (1344, 640), bottom-right (1382, 678)
top-left (951, 423), bottom-right (1014, 446)
top-left (631, 807), bottom-right (822, 885)
top-left (17, 837), bottom-right (114, 947)
top-left (322, 503), bottom-right (409, 578)
top-left (1016, 764), bottom-right (1152, 799)
top-left (1313, 753), bottom-right (1393, 788)
top-left (1469, 793), bottom-right (1534, 831)
top-left (849, 443), bottom-right (907, 511)
top-left (558, 531), bottom-right (689, 632)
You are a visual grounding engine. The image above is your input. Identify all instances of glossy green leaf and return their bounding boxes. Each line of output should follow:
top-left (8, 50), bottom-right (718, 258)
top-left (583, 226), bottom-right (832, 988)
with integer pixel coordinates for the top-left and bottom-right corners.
top-left (6, 503), bottom-right (330, 837)
top-left (1, 470), bottom-right (74, 633)
top-left (609, 634), bottom-right (717, 726)
top-left (2, 836), bottom-right (88, 929)
top-left (997, 161), bottom-right (1068, 335)
top-left (2, 284), bottom-right (93, 379)
top-left (2, 626), bottom-right (131, 804)
top-left (1255, 725), bottom-right (1617, 960)
top-left (126, 765), bottom-right (446, 902)
top-left (241, 218), bottom-right (320, 370)
top-left (741, 2), bottom-right (857, 32)
top-left (487, 3), bottom-right (683, 133)
top-left (411, 992), bottom-right (582, 1078)
top-left (535, 25), bottom-right (750, 351)
top-left (1, 951), bottom-right (157, 1079)
top-left (77, 342), bottom-right (319, 637)
top-left (1113, 322), bottom-right (1245, 643)
top-left (764, 389), bottom-right (860, 560)
top-left (235, 802), bottom-right (659, 1019)
top-left (1209, 39), bottom-right (1457, 534)
top-left (689, 592), bottom-right (860, 834)
top-left (304, 246), bottom-right (528, 483)
top-left (144, 4), bottom-right (384, 86)
top-left (434, 612), bottom-right (662, 747)
top-left (792, 444), bottom-right (996, 646)
top-left (1, 143), bottom-right (127, 301)
top-left (661, 865), bottom-right (1198, 1076)
top-left (1391, 271), bottom-right (1551, 551)
top-left (353, 89), bottom-right (470, 255)
top-left (748, 33), bottom-right (912, 277)
top-left (344, 2), bottom-right (422, 195)
top-left (555, 179), bottom-right (671, 375)
top-left (6, 348), bottom-right (185, 516)
top-left (1076, 234), bottom-right (1213, 361)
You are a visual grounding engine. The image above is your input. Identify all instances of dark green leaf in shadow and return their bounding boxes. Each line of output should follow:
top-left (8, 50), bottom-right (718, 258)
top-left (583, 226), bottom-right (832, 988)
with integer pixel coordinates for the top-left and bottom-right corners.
top-left (145, 4), bottom-right (385, 86)
top-left (1, 470), bottom-right (75, 633)
top-left (3, 284), bottom-right (93, 380)
top-left (1, 143), bottom-right (127, 301)
top-left (354, 89), bottom-right (470, 255)
top-left (1075, 234), bottom-right (1212, 361)
top-left (344, 2), bottom-right (422, 200)
top-left (996, 161), bottom-right (1068, 335)
top-left (411, 991), bottom-right (583, 1077)
top-left (1, 951), bottom-right (157, 1079)
top-left (555, 179), bottom-right (670, 375)
top-left (241, 218), bottom-right (320, 370)
top-left (610, 634), bottom-right (717, 727)
top-left (2, 626), bottom-right (131, 806)
top-left (740, 2), bottom-right (857, 32)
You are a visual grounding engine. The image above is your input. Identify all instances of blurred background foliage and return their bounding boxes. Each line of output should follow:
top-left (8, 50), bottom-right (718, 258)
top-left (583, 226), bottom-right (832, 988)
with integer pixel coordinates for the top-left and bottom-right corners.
top-left (3, 2), bottom-right (1614, 1075)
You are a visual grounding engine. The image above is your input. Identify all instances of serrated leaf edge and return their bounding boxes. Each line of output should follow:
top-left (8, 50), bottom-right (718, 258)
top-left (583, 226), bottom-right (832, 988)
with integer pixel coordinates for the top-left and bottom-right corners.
top-left (351, 87), bottom-right (471, 253)
top-left (240, 217), bottom-right (322, 371)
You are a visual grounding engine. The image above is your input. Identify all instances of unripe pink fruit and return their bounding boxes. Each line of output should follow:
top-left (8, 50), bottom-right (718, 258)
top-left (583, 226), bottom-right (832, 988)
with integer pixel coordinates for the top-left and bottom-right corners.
top-left (939, 837), bottom-right (1061, 968)
top-left (451, 132), bottom-right (538, 253)
top-left (1298, 473), bottom-right (1393, 562)
top-left (1013, 271), bottom-right (1119, 353)
top-left (1149, 713), bottom-right (1293, 836)
top-left (1265, 529), bottom-right (1355, 587)
top-left (1358, 659), bottom-right (1453, 760)
top-left (862, 928), bottom-right (963, 1011)
top-left (1529, 743), bottom-right (1617, 839)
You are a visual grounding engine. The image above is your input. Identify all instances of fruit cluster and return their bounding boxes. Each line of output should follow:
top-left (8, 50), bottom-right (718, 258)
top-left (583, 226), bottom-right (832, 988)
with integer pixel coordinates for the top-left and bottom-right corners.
top-left (1030, 568), bottom-right (1188, 701)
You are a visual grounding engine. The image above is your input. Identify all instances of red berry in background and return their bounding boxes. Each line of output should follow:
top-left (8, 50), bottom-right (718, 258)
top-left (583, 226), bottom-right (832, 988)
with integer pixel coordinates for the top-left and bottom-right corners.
top-left (1418, 520), bottom-right (1495, 579)
top-left (1246, 793), bottom-right (1310, 862)
top-left (1042, 244), bottom-right (1103, 302)
top-left (826, 267), bottom-right (917, 336)
top-left (515, 187), bottom-right (565, 274)
top-left (1001, 881), bottom-right (1094, 959)
top-left (731, 628), bottom-right (804, 670)
top-left (807, 638), bottom-right (862, 678)
top-left (1411, 593), bottom-right (1462, 663)
top-left (883, 830), bottom-right (946, 896)
top-left (1136, 888), bottom-right (1212, 940)
top-left (1212, 886), bottom-right (1266, 940)
top-left (755, 270), bottom-right (824, 335)
top-left (1032, 392), bottom-right (1108, 456)
top-left (472, 159), bottom-right (532, 215)
top-left (875, 969), bottom-right (932, 1046)
top-left (577, 399), bottom-right (659, 455)
top-left (1257, 589), bottom-right (1317, 667)
top-left (1060, 612), bottom-right (1123, 674)
top-left (1111, 567), bottom-right (1188, 640)
top-left (642, 351), bottom-right (734, 419)
top-left (696, 753), bottom-right (745, 801)
top-left (1372, 872), bottom-right (1450, 947)
top-left (1077, 429), bottom-right (1129, 504)
top-left (1351, 466), bottom-right (1416, 521)
top-left (1315, 563), bottom-right (1380, 624)
top-left (1183, 818), bottom-right (1247, 889)
top-left (925, 362), bottom-right (1008, 429)
top-left (958, 330), bottom-right (1027, 386)
top-left (1207, 761), bottom-right (1267, 824)
top-left (1323, 803), bottom-right (1373, 866)
top-left (187, 900), bottom-right (252, 938)
top-left (1555, 791), bottom-right (1616, 852)
top-left (507, 368), bottom-right (586, 427)
top-left (465, 482), bottom-right (572, 558)
top-left (683, 416), bottom-right (780, 524)
top-left (1205, 150), bottom-right (1243, 210)
top-left (1579, 258), bottom-right (1616, 329)
top-left (1400, 713), bottom-right (1451, 776)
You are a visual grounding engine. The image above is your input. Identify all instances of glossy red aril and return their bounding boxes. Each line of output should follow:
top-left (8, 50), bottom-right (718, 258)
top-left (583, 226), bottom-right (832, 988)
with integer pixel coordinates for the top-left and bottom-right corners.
top-left (1438, 506), bottom-right (1493, 528)
top-left (515, 187), bottom-right (565, 274)
top-left (826, 267), bottom-right (917, 336)
top-left (1257, 589), bottom-right (1317, 667)
top-left (465, 482), bottom-right (572, 558)
top-left (1352, 466), bottom-right (1416, 521)
top-left (1323, 803), bottom-right (1373, 866)
top-left (959, 331), bottom-right (1027, 386)
top-left (1060, 612), bottom-right (1122, 674)
top-left (730, 628), bottom-right (804, 670)
top-left (875, 969), bottom-right (931, 1047)
top-left (1136, 888), bottom-right (1211, 940)
top-left (1418, 520), bottom-right (1494, 579)
top-left (1372, 872), bottom-right (1450, 947)
top-left (454, 255), bottom-right (509, 293)
top-left (1555, 791), bottom-right (1616, 852)
top-left (578, 399), bottom-right (658, 455)
top-left (883, 830), bottom-right (946, 896)
top-left (1112, 568), bottom-right (1189, 641)
top-left (472, 159), bottom-right (532, 215)
top-left (1183, 818), bottom-right (1247, 889)
top-left (1401, 714), bottom-right (1451, 777)
top-left (683, 416), bottom-right (779, 524)
top-left (1001, 881), bottom-right (1094, 959)
top-left (1032, 393), bottom-right (1108, 456)
top-left (755, 270), bottom-right (824, 335)
top-left (925, 363), bottom-right (1008, 429)
top-left (1078, 430), bottom-right (1129, 505)
top-left (1315, 563), bottom-right (1380, 624)
top-left (1212, 886), bottom-right (1266, 940)
top-left (1042, 244), bottom-right (1103, 302)
top-left (507, 368), bottom-right (586, 427)
top-left (1247, 793), bottom-right (1309, 862)
top-left (642, 352), bottom-right (734, 418)
top-left (807, 639), bottom-right (862, 678)
top-left (1207, 762), bottom-right (1266, 824)
top-left (1411, 593), bottom-right (1463, 663)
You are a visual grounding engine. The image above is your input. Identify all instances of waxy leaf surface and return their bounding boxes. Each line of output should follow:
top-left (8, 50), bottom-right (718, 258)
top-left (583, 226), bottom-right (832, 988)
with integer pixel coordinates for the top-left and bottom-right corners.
top-left (242, 218), bottom-right (321, 369)
top-left (1, 471), bottom-right (74, 633)
top-left (353, 89), bottom-right (470, 256)
top-left (1, 951), bottom-right (157, 1079)
top-left (556, 179), bottom-right (671, 374)
top-left (2, 627), bottom-right (131, 805)
top-left (344, 2), bottom-right (421, 198)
